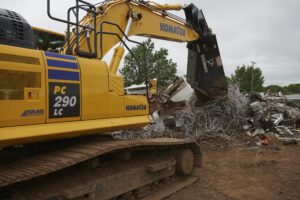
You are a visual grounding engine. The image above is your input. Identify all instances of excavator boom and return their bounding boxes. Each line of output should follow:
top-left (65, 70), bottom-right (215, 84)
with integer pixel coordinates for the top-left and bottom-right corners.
top-left (56, 0), bottom-right (227, 100)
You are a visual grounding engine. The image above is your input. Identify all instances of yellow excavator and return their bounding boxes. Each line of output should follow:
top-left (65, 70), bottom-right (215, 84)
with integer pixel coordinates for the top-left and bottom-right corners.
top-left (0, 0), bottom-right (227, 199)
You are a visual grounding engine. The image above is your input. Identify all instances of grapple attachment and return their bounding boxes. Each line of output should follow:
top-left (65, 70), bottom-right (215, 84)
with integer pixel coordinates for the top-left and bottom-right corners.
top-left (184, 4), bottom-right (227, 102)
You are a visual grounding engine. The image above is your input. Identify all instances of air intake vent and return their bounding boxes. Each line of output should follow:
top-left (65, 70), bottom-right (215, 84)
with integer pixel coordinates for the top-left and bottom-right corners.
top-left (4, 9), bottom-right (22, 21)
top-left (0, 8), bottom-right (34, 49)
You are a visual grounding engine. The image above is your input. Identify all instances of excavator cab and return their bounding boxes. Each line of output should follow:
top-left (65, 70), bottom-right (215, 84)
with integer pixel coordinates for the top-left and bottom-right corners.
top-left (32, 27), bottom-right (65, 52)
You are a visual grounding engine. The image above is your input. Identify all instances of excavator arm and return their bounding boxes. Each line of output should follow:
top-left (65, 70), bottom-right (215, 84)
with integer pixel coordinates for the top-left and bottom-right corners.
top-left (50, 0), bottom-right (227, 100)
top-left (64, 1), bottom-right (199, 56)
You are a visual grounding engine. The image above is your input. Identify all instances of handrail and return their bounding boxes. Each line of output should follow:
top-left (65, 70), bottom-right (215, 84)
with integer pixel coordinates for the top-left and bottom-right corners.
top-left (99, 21), bottom-right (149, 104)
top-left (47, 0), bottom-right (150, 103)
top-left (47, 0), bottom-right (95, 30)
top-left (47, 0), bottom-right (98, 57)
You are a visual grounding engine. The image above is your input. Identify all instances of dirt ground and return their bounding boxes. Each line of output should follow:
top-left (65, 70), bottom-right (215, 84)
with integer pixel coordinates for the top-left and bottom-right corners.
top-left (168, 137), bottom-right (300, 200)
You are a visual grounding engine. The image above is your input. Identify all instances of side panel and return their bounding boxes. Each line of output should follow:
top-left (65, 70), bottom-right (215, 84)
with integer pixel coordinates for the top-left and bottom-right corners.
top-left (0, 116), bottom-right (150, 148)
top-left (78, 57), bottom-right (109, 120)
top-left (43, 52), bottom-right (81, 123)
top-left (109, 92), bottom-right (125, 118)
top-left (109, 74), bottom-right (125, 118)
top-left (0, 44), bottom-right (45, 127)
top-left (0, 47), bottom-right (151, 147)
top-left (124, 95), bottom-right (149, 117)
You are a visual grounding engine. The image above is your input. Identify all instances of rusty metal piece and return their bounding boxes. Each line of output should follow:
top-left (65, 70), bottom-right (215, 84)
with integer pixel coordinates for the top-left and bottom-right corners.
top-left (160, 77), bottom-right (186, 104)
top-left (159, 101), bottom-right (186, 117)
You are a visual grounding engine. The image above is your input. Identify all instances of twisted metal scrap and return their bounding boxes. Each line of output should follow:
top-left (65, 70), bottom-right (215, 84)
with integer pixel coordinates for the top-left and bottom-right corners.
top-left (112, 120), bottom-right (173, 139)
top-left (113, 84), bottom-right (249, 140)
top-left (175, 84), bottom-right (249, 140)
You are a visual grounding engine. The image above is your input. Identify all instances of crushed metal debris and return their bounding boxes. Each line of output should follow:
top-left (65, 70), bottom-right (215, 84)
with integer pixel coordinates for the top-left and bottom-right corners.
top-left (246, 92), bottom-right (300, 143)
top-left (173, 84), bottom-right (249, 139)
top-left (113, 80), bottom-right (300, 143)
top-left (113, 84), bottom-right (249, 140)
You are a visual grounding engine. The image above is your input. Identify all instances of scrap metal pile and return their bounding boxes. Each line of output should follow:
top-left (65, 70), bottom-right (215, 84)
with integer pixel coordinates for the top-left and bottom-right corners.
top-left (113, 78), bottom-right (300, 142)
top-left (172, 84), bottom-right (249, 139)
top-left (245, 92), bottom-right (300, 143)
top-left (113, 84), bottom-right (249, 140)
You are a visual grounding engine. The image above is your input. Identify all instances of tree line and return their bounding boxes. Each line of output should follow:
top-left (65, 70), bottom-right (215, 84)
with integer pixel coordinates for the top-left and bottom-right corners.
top-left (227, 65), bottom-right (300, 94)
top-left (265, 84), bottom-right (300, 95)
top-left (120, 39), bottom-right (299, 95)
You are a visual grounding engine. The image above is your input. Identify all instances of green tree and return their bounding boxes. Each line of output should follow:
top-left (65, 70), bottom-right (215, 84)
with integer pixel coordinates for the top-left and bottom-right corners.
top-left (265, 85), bottom-right (284, 93)
top-left (120, 39), bottom-right (177, 88)
top-left (264, 84), bottom-right (300, 94)
top-left (284, 84), bottom-right (300, 94)
top-left (229, 65), bottom-right (265, 92)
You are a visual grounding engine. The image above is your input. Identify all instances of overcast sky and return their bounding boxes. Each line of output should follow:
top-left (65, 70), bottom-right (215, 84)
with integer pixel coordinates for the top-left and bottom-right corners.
top-left (1, 0), bottom-right (299, 86)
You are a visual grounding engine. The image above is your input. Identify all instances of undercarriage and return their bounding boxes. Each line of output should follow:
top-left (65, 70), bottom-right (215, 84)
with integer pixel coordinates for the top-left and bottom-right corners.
top-left (0, 136), bottom-right (201, 200)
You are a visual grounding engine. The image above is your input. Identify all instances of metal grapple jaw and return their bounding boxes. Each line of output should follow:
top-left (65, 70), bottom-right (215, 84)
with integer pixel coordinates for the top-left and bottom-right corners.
top-left (184, 4), bottom-right (228, 102)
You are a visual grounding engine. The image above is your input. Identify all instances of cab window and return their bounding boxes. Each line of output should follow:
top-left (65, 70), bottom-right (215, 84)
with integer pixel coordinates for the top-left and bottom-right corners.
top-left (32, 28), bottom-right (65, 52)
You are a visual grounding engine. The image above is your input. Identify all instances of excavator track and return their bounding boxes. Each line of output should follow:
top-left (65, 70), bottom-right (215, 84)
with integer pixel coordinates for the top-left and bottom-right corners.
top-left (0, 136), bottom-right (201, 199)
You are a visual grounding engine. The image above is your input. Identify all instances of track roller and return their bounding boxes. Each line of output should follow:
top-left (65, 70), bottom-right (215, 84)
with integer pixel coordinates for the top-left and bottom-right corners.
top-left (175, 149), bottom-right (194, 175)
